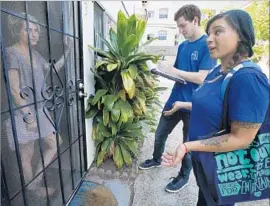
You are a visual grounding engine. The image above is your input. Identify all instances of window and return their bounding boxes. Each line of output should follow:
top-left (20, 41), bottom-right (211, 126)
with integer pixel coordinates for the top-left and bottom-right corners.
top-left (148, 10), bottom-right (154, 18)
top-left (147, 33), bottom-right (155, 40)
top-left (142, 1), bottom-right (148, 7)
top-left (158, 30), bottom-right (167, 40)
top-left (94, 2), bottom-right (104, 50)
top-left (159, 8), bottom-right (168, 19)
top-left (104, 13), bottom-right (116, 42)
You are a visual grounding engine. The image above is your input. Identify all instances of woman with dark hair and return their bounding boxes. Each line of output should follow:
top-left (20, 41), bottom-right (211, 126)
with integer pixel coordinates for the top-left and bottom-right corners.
top-left (161, 10), bottom-right (269, 205)
top-left (4, 13), bottom-right (71, 196)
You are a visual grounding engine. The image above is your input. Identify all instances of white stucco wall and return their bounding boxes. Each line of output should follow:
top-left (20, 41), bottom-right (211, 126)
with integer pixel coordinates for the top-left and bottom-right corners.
top-left (82, 1), bottom-right (96, 169)
top-left (82, 1), bottom-right (141, 169)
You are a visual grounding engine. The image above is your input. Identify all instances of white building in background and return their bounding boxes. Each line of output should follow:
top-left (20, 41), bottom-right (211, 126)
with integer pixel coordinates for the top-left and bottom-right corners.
top-left (140, 1), bottom-right (182, 47)
top-left (139, 1), bottom-right (249, 56)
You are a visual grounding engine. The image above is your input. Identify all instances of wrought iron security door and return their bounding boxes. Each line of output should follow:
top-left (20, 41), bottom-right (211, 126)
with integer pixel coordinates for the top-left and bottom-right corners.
top-left (1, 2), bottom-right (87, 206)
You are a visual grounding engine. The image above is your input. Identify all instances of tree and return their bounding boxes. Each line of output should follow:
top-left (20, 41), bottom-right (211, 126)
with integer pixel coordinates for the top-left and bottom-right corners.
top-left (201, 8), bottom-right (216, 30)
top-left (244, 0), bottom-right (269, 62)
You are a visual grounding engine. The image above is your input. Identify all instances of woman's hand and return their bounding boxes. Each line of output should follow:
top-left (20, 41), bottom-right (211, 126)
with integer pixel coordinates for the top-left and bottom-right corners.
top-left (27, 120), bottom-right (38, 131)
top-left (161, 144), bottom-right (187, 167)
top-left (163, 101), bottom-right (184, 116)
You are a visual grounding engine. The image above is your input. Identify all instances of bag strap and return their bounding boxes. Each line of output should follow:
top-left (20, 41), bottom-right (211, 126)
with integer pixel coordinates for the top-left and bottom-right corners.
top-left (220, 61), bottom-right (262, 130)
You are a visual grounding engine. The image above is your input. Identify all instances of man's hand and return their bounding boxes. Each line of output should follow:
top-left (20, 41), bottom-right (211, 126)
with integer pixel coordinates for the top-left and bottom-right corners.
top-left (158, 60), bottom-right (172, 73)
top-left (163, 101), bottom-right (184, 116)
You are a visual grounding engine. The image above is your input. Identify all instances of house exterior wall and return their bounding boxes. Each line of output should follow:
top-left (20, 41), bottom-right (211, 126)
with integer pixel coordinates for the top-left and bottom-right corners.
top-left (81, 1), bottom-right (139, 168)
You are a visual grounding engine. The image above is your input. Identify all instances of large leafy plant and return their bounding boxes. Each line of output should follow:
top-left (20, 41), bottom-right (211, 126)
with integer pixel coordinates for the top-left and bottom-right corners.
top-left (86, 11), bottom-right (166, 169)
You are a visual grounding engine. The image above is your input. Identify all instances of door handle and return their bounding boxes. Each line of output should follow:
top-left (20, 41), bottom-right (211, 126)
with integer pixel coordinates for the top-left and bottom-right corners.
top-left (78, 91), bottom-right (87, 98)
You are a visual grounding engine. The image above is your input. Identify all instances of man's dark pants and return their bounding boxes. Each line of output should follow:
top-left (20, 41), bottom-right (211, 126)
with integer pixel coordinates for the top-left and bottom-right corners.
top-left (152, 106), bottom-right (192, 178)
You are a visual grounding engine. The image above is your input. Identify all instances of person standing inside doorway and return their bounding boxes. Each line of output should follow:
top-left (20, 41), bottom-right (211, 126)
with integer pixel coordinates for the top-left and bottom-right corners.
top-left (139, 4), bottom-right (216, 193)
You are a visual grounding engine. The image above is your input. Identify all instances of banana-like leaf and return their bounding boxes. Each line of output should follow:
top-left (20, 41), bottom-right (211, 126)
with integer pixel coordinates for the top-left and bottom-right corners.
top-left (136, 90), bottom-right (147, 114)
top-left (98, 100), bottom-right (101, 110)
top-left (103, 108), bottom-right (110, 126)
top-left (113, 144), bottom-right (124, 169)
top-left (87, 95), bottom-right (94, 104)
top-left (99, 34), bottom-right (119, 59)
top-left (92, 89), bottom-right (108, 105)
top-left (117, 119), bottom-right (123, 130)
top-left (121, 122), bottom-right (141, 131)
top-left (96, 131), bottom-right (105, 142)
top-left (97, 122), bottom-right (112, 137)
top-left (88, 45), bottom-right (112, 59)
top-left (128, 64), bottom-right (138, 79)
top-left (136, 20), bottom-right (146, 44)
top-left (121, 70), bottom-right (135, 99)
top-left (135, 75), bottom-right (145, 87)
top-left (85, 103), bottom-right (91, 113)
top-left (117, 99), bottom-right (134, 123)
top-left (119, 89), bottom-right (126, 101)
top-left (117, 11), bottom-right (128, 53)
top-left (95, 60), bottom-right (108, 70)
top-left (126, 55), bottom-right (155, 66)
top-left (132, 101), bottom-right (143, 116)
top-left (92, 124), bottom-right (98, 140)
top-left (139, 63), bottom-right (149, 71)
top-left (110, 122), bottom-right (118, 136)
top-left (126, 14), bottom-right (137, 36)
top-left (104, 95), bottom-right (119, 111)
top-left (109, 28), bottom-right (118, 52)
top-left (154, 87), bottom-right (168, 92)
top-left (122, 34), bottom-right (138, 57)
top-left (144, 76), bottom-right (154, 87)
top-left (107, 63), bottom-right (118, 72)
top-left (101, 138), bottom-right (112, 151)
top-left (101, 95), bottom-right (106, 104)
top-left (125, 52), bottom-right (146, 63)
top-left (121, 139), bottom-right (138, 157)
top-left (97, 150), bottom-right (106, 167)
top-left (96, 116), bottom-right (103, 123)
top-left (120, 128), bottom-right (143, 138)
top-left (90, 67), bottom-right (108, 89)
top-left (86, 107), bottom-right (99, 119)
top-left (119, 142), bottom-right (132, 165)
top-left (111, 109), bottom-right (121, 122)
top-left (95, 143), bottom-right (101, 157)
top-left (137, 98), bottom-right (146, 114)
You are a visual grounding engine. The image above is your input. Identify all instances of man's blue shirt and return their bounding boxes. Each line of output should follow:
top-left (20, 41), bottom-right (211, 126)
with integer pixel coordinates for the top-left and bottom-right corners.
top-left (166, 35), bottom-right (216, 111)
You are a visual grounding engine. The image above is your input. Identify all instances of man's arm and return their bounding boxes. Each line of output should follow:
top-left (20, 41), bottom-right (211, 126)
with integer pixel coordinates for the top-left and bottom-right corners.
top-left (171, 68), bottom-right (208, 85)
top-left (158, 60), bottom-right (209, 85)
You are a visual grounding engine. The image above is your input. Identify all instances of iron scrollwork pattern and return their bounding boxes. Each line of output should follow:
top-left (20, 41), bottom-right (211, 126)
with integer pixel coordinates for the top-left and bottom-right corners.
top-left (41, 59), bottom-right (65, 131)
top-left (20, 85), bottom-right (35, 123)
